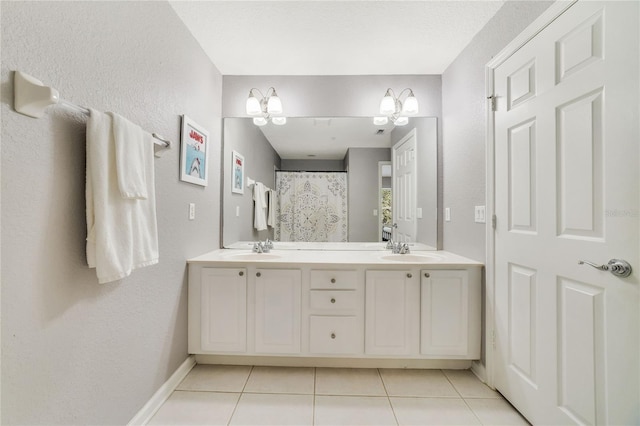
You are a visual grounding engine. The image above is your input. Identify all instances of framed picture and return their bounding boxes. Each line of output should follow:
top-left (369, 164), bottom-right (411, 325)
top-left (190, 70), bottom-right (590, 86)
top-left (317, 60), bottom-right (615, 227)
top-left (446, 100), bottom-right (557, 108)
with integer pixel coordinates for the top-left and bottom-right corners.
top-left (231, 150), bottom-right (245, 194)
top-left (180, 115), bottom-right (209, 186)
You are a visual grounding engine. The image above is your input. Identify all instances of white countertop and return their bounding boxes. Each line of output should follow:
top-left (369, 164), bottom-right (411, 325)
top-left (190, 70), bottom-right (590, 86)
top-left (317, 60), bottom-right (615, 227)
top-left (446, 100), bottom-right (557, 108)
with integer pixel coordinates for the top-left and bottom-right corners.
top-left (188, 249), bottom-right (483, 267)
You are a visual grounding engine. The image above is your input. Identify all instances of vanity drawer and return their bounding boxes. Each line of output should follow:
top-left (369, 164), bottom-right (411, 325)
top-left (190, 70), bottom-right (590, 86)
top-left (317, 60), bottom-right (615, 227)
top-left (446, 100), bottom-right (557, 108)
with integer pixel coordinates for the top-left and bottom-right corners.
top-left (310, 270), bottom-right (357, 290)
top-left (309, 316), bottom-right (361, 354)
top-left (310, 290), bottom-right (358, 311)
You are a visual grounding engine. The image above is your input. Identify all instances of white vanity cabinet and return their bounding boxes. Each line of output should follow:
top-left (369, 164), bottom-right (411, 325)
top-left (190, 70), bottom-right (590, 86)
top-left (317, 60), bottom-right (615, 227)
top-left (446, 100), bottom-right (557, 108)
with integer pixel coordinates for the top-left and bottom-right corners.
top-left (364, 270), bottom-right (419, 355)
top-left (421, 270), bottom-right (481, 358)
top-left (254, 269), bottom-right (302, 354)
top-left (308, 269), bottom-right (363, 355)
top-left (188, 250), bottom-right (483, 365)
top-left (200, 267), bottom-right (247, 353)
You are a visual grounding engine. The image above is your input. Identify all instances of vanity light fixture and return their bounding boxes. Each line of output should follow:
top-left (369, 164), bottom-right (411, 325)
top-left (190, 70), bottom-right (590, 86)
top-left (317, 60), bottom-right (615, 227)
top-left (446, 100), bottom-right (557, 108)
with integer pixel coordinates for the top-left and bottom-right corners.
top-left (246, 87), bottom-right (286, 126)
top-left (374, 88), bottom-right (418, 126)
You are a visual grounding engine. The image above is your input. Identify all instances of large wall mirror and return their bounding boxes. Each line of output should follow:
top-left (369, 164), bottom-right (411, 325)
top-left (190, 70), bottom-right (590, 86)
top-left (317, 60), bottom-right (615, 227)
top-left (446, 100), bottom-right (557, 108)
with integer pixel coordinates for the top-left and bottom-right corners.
top-left (221, 117), bottom-right (437, 250)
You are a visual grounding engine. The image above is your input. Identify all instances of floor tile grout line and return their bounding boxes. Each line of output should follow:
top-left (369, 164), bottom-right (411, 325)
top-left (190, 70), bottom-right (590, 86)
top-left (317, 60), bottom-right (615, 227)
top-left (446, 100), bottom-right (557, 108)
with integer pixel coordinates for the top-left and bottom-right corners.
top-left (378, 368), bottom-right (400, 426)
top-left (442, 368), bottom-right (465, 399)
top-left (312, 367), bottom-right (316, 426)
top-left (226, 365), bottom-right (254, 426)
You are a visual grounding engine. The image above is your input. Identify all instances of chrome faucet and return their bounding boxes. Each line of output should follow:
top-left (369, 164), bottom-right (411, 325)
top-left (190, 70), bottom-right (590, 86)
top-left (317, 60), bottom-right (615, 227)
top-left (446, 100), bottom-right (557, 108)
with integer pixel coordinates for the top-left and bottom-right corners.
top-left (388, 241), bottom-right (410, 254)
top-left (252, 240), bottom-right (273, 253)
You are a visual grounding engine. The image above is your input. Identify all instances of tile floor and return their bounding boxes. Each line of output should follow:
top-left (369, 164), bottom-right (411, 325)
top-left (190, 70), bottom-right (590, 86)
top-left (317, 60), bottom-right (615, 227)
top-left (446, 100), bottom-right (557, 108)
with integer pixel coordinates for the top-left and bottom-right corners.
top-left (148, 365), bottom-right (529, 425)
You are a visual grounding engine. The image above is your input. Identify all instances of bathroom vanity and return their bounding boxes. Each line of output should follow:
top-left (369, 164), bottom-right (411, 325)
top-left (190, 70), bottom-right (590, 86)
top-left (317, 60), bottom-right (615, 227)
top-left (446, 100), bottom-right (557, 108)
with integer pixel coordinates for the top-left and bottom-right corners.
top-left (187, 249), bottom-right (482, 368)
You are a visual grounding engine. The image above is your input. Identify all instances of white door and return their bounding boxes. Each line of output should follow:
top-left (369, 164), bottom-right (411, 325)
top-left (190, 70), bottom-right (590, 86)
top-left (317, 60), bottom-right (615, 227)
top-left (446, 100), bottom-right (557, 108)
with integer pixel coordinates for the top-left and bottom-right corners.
top-left (392, 130), bottom-right (417, 243)
top-left (493, 1), bottom-right (639, 424)
top-left (365, 270), bottom-right (416, 355)
top-left (254, 269), bottom-right (302, 354)
top-left (201, 268), bottom-right (247, 352)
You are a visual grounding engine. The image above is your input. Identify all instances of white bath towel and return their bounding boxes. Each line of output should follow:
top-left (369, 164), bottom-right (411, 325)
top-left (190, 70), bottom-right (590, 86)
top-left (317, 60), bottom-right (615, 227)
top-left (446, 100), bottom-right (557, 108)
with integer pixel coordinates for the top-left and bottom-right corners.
top-left (86, 109), bottom-right (159, 283)
top-left (253, 182), bottom-right (268, 231)
top-left (267, 188), bottom-right (276, 228)
top-left (108, 112), bottom-right (148, 199)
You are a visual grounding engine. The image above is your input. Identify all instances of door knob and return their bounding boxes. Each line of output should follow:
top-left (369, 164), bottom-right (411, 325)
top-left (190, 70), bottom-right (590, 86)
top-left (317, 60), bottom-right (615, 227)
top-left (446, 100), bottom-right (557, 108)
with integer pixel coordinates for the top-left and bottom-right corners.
top-left (578, 259), bottom-right (632, 278)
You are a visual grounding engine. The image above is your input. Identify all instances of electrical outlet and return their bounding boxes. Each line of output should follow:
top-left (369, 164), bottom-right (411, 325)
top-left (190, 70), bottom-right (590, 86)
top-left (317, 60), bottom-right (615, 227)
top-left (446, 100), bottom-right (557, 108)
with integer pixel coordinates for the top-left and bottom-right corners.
top-left (417, 208), bottom-right (423, 219)
top-left (475, 205), bottom-right (486, 223)
top-left (373, 209), bottom-right (378, 216)
top-left (189, 203), bottom-right (195, 220)
top-left (445, 207), bottom-right (451, 222)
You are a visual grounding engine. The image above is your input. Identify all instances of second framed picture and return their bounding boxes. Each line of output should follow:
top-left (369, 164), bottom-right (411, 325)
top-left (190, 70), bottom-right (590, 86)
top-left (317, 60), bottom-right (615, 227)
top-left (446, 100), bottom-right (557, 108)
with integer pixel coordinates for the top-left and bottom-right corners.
top-left (231, 150), bottom-right (245, 194)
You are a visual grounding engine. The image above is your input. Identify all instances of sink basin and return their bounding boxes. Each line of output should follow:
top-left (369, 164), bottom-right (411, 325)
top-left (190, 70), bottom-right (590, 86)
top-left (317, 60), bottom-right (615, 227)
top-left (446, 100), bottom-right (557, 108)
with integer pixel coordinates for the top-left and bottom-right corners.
top-left (380, 253), bottom-right (444, 262)
top-left (225, 253), bottom-right (281, 261)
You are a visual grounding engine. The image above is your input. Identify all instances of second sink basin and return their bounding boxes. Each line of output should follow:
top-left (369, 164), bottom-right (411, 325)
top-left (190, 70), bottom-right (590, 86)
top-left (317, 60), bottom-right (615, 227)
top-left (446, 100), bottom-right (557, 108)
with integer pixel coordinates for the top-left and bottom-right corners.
top-left (380, 253), bottom-right (444, 262)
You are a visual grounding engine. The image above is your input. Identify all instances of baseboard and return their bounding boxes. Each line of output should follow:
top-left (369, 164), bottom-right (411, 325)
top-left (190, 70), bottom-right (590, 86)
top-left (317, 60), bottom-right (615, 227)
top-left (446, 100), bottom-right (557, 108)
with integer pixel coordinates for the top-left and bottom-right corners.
top-left (471, 360), bottom-right (490, 386)
top-left (195, 354), bottom-right (473, 370)
top-left (128, 355), bottom-right (196, 426)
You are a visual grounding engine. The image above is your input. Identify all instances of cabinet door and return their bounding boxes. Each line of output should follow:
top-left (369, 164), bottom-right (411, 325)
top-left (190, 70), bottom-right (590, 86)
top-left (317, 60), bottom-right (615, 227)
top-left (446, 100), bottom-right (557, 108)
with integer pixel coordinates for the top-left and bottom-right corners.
top-left (255, 269), bottom-right (302, 354)
top-left (365, 270), bottom-right (413, 355)
top-left (201, 268), bottom-right (247, 352)
top-left (421, 270), bottom-right (468, 356)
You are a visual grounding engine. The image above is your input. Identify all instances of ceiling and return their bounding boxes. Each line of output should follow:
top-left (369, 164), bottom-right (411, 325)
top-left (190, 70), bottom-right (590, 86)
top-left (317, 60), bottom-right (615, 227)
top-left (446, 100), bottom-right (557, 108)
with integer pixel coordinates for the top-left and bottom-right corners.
top-left (170, 1), bottom-right (505, 75)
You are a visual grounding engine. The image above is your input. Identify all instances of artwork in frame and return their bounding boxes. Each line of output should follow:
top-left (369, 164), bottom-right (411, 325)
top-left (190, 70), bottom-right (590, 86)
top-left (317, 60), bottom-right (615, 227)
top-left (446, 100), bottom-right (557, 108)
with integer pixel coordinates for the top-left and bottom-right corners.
top-left (180, 115), bottom-right (209, 186)
top-left (231, 150), bottom-right (245, 194)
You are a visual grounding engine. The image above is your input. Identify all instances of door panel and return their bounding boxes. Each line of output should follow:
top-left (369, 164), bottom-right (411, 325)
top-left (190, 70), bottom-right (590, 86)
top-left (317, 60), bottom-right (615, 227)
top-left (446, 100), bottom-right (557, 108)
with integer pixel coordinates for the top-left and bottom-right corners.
top-left (392, 130), bottom-right (417, 243)
top-left (493, 2), bottom-right (638, 424)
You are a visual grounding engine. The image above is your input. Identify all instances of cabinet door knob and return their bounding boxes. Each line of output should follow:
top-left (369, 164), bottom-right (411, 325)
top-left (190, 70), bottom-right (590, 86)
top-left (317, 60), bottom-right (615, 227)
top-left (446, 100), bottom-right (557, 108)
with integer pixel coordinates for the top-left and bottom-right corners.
top-left (330, 298), bottom-right (336, 304)
top-left (407, 273), bottom-right (412, 278)
top-left (331, 333), bottom-right (336, 339)
top-left (239, 271), bottom-right (244, 276)
top-left (424, 273), bottom-right (430, 278)
top-left (256, 272), bottom-right (261, 277)
top-left (330, 278), bottom-right (336, 283)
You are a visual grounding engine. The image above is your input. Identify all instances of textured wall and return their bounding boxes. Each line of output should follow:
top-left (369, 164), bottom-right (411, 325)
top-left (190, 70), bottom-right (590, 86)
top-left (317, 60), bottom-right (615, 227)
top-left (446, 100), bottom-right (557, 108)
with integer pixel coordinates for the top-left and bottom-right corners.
top-left (346, 148), bottom-right (391, 242)
top-left (222, 118), bottom-right (281, 246)
top-left (1, 2), bottom-right (222, 424)
top-left (281, 159), bottom-right (345, 172)
top-left (441, 0), bottom-right (553, 261)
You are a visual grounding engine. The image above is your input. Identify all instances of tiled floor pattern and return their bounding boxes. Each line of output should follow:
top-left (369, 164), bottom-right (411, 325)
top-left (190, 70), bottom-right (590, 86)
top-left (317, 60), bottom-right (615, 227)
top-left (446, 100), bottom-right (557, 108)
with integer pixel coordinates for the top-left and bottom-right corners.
top-left (148, 365), bottom-right (529, 425)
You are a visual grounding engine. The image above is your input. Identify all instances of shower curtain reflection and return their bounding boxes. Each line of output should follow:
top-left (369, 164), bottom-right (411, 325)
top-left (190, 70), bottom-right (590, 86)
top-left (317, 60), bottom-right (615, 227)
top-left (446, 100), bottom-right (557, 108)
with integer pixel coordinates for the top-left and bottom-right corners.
top-left (275, 171), bottom-right (348, 242)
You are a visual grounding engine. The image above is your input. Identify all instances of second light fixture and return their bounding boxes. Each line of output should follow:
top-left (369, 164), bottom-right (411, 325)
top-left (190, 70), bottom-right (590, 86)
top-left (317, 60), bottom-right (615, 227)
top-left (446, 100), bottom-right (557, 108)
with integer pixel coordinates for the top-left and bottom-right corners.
top-left (374, 88), bottom-right (419, 126)
top-left (246, 87), bottom-right (286, 126)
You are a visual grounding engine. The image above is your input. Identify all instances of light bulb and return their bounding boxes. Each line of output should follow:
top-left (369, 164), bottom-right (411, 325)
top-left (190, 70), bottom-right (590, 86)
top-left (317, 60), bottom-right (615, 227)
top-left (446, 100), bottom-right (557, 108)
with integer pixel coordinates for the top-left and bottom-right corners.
top-left (253, 117), bottom-right (268, 126)
top-left (402, 94), bottom-right (419, 115)
top-left (379, 94), bottom-right (396, 115)
top-left (272, 116), bottom-right (287, 125)
top-left (246, 96), bottom-right (262, 116)
top-left (373, 116), bottom-right (388, 125)
top-left (267, 95), bottom-right (283, 115)
top-left (394, 116), bottom-right (409, 126)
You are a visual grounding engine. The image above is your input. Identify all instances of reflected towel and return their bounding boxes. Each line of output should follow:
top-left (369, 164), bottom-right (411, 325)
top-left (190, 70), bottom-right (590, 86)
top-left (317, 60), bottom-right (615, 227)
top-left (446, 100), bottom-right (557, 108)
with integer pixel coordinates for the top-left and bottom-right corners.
top-left (267, 188), bottom-right (276, 228)
top-left (253, 182), bottom-right (268, 231)
top-left (86, 109), bottom-right (159, 283)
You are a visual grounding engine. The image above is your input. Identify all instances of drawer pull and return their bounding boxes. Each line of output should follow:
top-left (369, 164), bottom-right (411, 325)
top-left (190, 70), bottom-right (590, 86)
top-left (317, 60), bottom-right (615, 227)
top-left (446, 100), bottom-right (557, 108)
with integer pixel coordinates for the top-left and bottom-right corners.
top-left (330, 278), bottom-right (336, 283)
top-left (256, 272), bottom-right (261, 277)
top-left (407, 273), bottom-right (412, 278)
top-left (239, 271), bottom-right (244, 276)
top-left (424, 272), bottom-right (430, 278)
top-left (331, 333), bottom-right (336, 339)
top-left (330, 298), bottom-right (336, 304)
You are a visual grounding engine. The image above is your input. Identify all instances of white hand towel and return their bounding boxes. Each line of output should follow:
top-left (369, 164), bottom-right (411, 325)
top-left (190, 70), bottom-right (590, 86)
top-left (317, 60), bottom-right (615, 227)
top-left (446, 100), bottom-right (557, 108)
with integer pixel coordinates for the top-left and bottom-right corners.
top-left (86, 109), bottom-right (159, 283)
top-left (108, 112), bottom-right (148, 199)
top-left (267, 189), bottom-right (276, 228)
top-left (253, 182), bottom-right (268, 231)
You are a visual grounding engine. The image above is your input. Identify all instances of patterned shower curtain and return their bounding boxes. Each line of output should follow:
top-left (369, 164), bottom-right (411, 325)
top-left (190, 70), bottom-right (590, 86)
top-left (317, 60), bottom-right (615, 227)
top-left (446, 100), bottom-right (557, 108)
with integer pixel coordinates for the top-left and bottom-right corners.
top-left (275, 172), bottom-right (348, 242)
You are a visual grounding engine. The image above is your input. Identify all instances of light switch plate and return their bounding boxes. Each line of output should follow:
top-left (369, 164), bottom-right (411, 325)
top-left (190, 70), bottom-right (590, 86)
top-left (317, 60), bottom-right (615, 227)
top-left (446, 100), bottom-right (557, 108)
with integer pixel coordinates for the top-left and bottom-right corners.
top-left (373, 209), bottom-right (378, 216)
top-left (445, 208), bottom-right (451, 222)
top-left (475, 205), bottom-right (486, 223)
top-left (417, 208), bottom-right (423, 219)
top-left (236, 206), bottom-right (240, 217)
